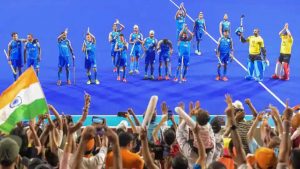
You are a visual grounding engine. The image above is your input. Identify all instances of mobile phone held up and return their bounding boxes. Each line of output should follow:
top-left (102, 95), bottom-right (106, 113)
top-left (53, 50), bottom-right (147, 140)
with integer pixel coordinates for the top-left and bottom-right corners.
top-left (117, 111), bottom-right (128, 118)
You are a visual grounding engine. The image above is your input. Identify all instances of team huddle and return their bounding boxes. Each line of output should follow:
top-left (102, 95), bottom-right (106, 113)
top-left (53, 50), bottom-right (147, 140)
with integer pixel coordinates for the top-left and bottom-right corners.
top-left (5, 3), bottom-right (293, 85)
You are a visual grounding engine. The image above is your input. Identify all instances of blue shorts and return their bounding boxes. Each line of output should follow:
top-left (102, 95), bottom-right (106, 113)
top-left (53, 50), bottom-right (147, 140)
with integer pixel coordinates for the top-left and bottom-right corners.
top-left (130, 46), bottom-right (142, 58)
top-left (194, 30), bottom-right (203, 41)
top-left (117, 56), bottom-right (127, 67)
top-left (159, 54), bottom-right (170, 62)
top-left (11, 59), bottom-right (23, 68)
top-left (85, 57), bottom-right (97, 69)
top-left (220, 53), bottom-right (230, 64)
top-left (111, 44), bottom-right (117, 57)
top-left (145, 51), bottom-right (155, 65)
top-left (178, 56), bottom-right (189, 67)
top-left (58, 56), bottom-right (70, 68)
top-left (27, 58), bottom-right (39, 69)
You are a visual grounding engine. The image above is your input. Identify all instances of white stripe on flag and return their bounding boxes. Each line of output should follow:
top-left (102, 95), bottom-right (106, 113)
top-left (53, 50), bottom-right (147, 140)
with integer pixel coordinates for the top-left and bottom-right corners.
top-left (0, 83), bottom-right (45, 125)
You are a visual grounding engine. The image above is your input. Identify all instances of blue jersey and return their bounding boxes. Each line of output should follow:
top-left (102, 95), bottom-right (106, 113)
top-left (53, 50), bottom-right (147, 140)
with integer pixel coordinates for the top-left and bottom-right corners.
top-left (218, 37), bottom-right (232, 54)
top-left (117, 41), bottom-right (127, 58)
top-left (25, 41), bottom-right (39, 59)
top-left (130, 33), bottom-right (143, 46)
top-left (84, 40), bottom-right (96, 58)
top-left (110, 31), bottom-right (120, 45)
top-left (144, 37), bottom-right (157, 52)
top-left (160, 43), bottom-right (171, 57)
top-left (178, 40), bottom-right (191, 56)
top-left (176, 15), bottom-right (185, 30)
top-left (9, 40), bottom-right (22, 60)
top-left (221, 20), bottom-right (231, 33)
top-left (58, 39), bottom-right (72, 57)
top-left (194, 18), bottom-right (205, 32)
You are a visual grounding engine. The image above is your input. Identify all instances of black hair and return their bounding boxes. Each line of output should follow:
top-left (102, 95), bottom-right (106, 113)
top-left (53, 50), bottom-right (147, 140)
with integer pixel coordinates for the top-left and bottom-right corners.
top-left (119, 33), bottom-right (124, 37)
top-left (164, 128), bottom-right (176, 146)
top-left (45, 149), bottom-right (59, 167)
top-left (171, 154), bottom-right (188, 169)
top-left (195, 109), bottom-right (210, 126)
top-left (207, 161), bottom-right (226, 169)
top-left (11, 32), bottom-right (17, 37)
top-left (291, 148), bottom-right (300, 169)
top-left (0, 160), bottom-right (15, 167)
top-left (210, 116), bottom-right (225, 133)
top-left (118, 132), bottom-right (133, 147)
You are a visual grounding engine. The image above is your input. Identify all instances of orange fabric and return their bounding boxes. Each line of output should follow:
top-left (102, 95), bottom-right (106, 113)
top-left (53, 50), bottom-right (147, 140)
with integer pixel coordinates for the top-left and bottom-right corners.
top-left (0, 67), bottom-right (38, 109)
top-left (218, 156), bottom-right (235, 169)
top-left (254, 147), bottom-right (277, 169)
top-left (106, 148), bottom-right (144, 169)
top-left (291, 112), bottom-right (300, 129)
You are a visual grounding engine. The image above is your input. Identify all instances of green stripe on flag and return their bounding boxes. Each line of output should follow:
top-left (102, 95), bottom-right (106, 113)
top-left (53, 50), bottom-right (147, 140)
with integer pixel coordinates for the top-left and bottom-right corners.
top-left (0, 99), bottom-right (47, 133)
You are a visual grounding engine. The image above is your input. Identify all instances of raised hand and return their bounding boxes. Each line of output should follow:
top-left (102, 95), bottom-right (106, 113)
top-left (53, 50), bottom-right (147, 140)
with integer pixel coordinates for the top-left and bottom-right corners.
top-left (161, 101), bottom-right (168, 115)
top-left (225, 94), bottom-right (233, 107)
top-left (283, 100), bottom-right (293, 121)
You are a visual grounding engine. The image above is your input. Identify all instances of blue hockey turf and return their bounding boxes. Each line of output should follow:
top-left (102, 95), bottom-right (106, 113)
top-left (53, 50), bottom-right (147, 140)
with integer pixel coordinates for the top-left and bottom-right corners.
top-left (0, 0), bottom-right (299, 121)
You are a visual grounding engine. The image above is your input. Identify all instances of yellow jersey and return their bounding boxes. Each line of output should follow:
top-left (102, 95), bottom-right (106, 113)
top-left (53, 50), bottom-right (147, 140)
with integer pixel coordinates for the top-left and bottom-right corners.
top-left (247, 36), bottom-right (264, 55)
top-left (280, 35), bottom-right (293, 54)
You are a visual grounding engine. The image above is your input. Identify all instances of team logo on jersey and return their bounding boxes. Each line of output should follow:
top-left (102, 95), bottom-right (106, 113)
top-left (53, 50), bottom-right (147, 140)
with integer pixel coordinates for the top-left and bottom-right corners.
top-left (10, 96), bottom-right (22, 108)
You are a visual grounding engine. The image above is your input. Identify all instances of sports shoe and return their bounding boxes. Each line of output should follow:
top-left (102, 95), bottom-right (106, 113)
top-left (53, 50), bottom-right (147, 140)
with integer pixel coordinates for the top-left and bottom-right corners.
top-left (245, 75), bottom-right (253, 80)
top-left (122, 78), bottom-right (127, 83)
top-left (67, 80), bottom-right (71, 85)
top-left (86, 80), bottom-right (92, 85)
top-left (120, 68), bottom-right (124, 72)
top-left (173, 78), bottom-right (178, 82)
top-left (150, 75), bottom-right (155, 80)
top-left (117, 76), bottom-right (121, 81)
top-left (222, 76), bottom-right (228, 81)
top-left (215, 76), bottom-right (221, 81)
top-left (158, 76), bottom-right (163, 80)
top-left (280, 75), bottom-right (289, 81)
top-left (135, 69), bottom-right (140, 74)
top-left (143, 75), bottom-right (148, 80)
top-left (57, 80), bottom-right (62, 86)
top-left (113, 67), bottom-right (117, 72)
top-left (95, 79), bottom-right (100, 85)
top-left (195, 50), bottom-right (199, 55)
top-left (129, 70), bottom-right (134, 74)
top-left (182, 78), bottom-right (187, 82)
top-left (165, 76), bottom-right (170, 80)
top-left (271, 74), bottom-right (279, 79)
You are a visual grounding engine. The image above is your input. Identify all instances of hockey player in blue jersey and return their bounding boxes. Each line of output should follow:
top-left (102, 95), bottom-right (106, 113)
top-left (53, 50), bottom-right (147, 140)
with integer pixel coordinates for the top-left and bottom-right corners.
top-left (82, 29), bottom-right (99, 85)
top-left (24, 34), bottom-right (41, 76)
top-left (216, 30), bottom-right (234, 81)
top-left (57, 29), bottom-right (75, 86)
top-left (157, 39), bottom-right (173, 80)
top-left (143, 30), bottom-right (158, 80)
top-left (175, 2), bottom-right (187, 41)
top-left (7, 32), bottom-right (26, 81)
top-left (193, 12), bottom-right (206, 55)
top-left (219, 13), bottom-right (231, 37)
top-left (174, 24), bottom-right (193, 82)
top-left (115, 34), bottom-right (128, 83)
top-left (129, 25), bottom-right (143, 74)
top-left (108, 19), bottom-right (125, 72)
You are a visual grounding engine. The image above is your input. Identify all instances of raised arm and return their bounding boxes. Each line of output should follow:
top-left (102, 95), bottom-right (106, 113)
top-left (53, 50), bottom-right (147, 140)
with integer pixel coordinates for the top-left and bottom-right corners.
top-left (244, 98), bottom-right (258, 118)
top-left (247, 113), bottom-right (263, 141)
top-left (48, 104), bottom-right (63, 130)
top-left (225, 94), bottom-right (247, 166)
top-left (269, 105), bottom-right (284, 136)
top-left (278, 102), bottom-right (293, 164)
top-left (128, 108), bottom-right (141, 126)
top-left (125, 113), bottom-right (137, 133)
top-left (219, 22), bottom-right (223, 37)
top-left (152, 115), bottom-right (168, 143)
top-left (29, 120), bottom-right (42, 155)
top-left (115, 19), bottom-right (125, 32)
top-left (141, 128), bottom-right (159, 169)
top-left (105, 126), bottom-right (122, 169)
top-left (71, 126), bottom-right (96, 169)
top-left (193, 124), bottom-right (207, 168)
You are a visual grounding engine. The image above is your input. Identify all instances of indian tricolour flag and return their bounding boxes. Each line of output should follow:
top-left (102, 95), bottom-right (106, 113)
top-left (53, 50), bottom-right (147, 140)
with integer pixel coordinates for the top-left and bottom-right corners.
top-left (0, 67), bottom-right (48, 133)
